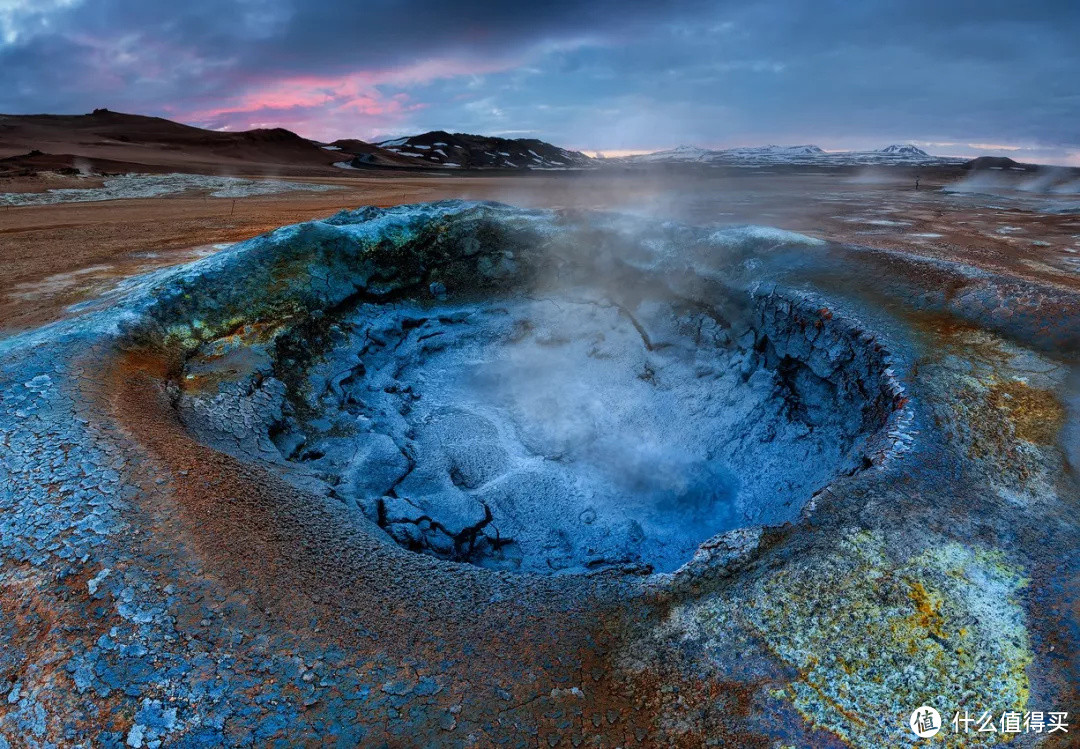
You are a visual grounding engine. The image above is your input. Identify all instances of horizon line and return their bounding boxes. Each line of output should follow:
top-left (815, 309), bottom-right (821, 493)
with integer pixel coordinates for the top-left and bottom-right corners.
top-left (5, 107), bottom-right (1077, 168)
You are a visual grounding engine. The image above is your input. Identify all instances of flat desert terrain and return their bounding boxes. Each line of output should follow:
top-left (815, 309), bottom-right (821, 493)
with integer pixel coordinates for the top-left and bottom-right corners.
top-left (4, 167), bottom-right (1079, 332)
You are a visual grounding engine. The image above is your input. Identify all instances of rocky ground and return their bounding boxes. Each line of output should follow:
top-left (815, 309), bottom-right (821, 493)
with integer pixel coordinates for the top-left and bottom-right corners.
top-left (0, 170), bottom-right (1077, 747)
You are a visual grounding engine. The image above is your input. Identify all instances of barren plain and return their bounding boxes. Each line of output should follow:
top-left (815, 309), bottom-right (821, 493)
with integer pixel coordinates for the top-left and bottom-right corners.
top-left (0, 165), bottom-right (1077, 747)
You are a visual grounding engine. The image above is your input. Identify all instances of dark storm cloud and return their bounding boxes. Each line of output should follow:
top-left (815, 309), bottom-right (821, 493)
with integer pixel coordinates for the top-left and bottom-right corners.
top-left (0, 0), bottom-right (706, 97)
top-left (1, 0), bottom-right (1078, 162)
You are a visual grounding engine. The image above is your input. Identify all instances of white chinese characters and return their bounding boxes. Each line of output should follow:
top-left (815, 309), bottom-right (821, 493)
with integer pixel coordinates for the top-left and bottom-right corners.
top-left (948, 710), bottom-right (1069, 735)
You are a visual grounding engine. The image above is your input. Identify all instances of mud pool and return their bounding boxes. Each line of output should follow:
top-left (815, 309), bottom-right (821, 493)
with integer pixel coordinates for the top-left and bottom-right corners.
top-left (2, 200), bottom-right (1075, 747)
top-left (175, 205), bottom-right (897, 574)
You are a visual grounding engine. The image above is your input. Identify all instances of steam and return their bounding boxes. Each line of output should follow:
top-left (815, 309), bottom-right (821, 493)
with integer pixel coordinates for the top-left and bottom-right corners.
top-left (944, 166), bottom-right (1080, 196)
top-left (0, 173), bottom-right (340, 206)
top-left (173, 202), bottom-right (888, 573)
top-left (72, 157), bottom-right (92, 176)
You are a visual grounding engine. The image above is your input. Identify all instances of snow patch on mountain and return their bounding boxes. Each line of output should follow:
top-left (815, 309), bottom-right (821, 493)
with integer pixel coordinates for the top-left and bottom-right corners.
top-left (372, 131), bottom-right (594, 170)
top-left (877, 144), bottom-right (929, 156)
top-left (618, 142), bottom-right (957, 167)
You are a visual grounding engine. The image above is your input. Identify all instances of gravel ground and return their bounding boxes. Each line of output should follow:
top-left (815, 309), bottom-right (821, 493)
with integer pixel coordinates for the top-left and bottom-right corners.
top-left (0, 190), bottom-right (1077, 746)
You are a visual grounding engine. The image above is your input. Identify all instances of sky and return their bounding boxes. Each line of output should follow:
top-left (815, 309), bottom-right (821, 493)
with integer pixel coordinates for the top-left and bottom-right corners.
top-left (1, 0), bottom-right (1078, 164)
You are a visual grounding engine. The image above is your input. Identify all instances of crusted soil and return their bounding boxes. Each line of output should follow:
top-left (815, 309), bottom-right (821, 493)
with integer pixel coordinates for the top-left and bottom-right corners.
top-left (0, 179), bottom-right (1077, 747)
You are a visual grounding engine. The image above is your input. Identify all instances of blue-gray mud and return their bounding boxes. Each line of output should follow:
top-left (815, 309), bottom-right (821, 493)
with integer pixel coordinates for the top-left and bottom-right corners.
top-left (172, 205), bottom-right (898, 575)
top-left (0, 201), bottom-right (1076, 747)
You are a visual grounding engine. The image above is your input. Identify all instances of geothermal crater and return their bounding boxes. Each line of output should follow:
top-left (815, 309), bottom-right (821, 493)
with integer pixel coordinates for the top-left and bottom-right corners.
top-left (169, 203), bottom-right (897, 575)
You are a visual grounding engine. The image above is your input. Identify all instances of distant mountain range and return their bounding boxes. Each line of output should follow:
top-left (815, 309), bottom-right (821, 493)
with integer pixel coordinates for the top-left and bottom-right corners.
top-left (0, 111), bottom-right (596, 175)
top-left (0, 109), bottom-right (973, 178)
top-left (611, 143), bottom-right (961, 167)
top-left (330, 138), bottom-right (953, 170)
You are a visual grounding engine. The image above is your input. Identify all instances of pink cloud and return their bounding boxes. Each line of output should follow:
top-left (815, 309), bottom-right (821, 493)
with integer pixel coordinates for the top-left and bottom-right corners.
top-left (178, 56), bottom-right (523, 141)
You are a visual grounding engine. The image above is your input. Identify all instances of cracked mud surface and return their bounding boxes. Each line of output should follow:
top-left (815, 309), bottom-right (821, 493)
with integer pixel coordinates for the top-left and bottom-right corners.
top-left (179, 275), bottom-right (893, 575)
top-left (0, 199), bottom-right (1076, 747)
top-left (313, 295), bottom-right (864, 574)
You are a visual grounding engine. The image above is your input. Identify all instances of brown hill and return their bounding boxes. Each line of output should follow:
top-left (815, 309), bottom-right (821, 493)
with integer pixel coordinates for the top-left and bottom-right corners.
top-left (962, 156), bottom-right (1036, 171)
top-left (0, 109), bottom-right (353, 176)
top-left (0, 109), bottom-right (596, 177)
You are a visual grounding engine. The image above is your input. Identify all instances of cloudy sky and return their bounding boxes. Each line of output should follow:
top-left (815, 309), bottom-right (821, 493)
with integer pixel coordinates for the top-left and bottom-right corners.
top-left (1, 0), bottom-right (1077, 163)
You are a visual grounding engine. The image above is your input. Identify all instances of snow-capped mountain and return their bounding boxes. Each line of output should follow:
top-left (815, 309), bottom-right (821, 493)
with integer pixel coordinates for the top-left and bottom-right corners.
top-left (371, 131), bottom-right (594, 169)
top-left (725, 144), bottom-right (825, 158)
top-left (633, 144), bottom-right (827, 163)
top-left (877, 144), bottom-right (929, 156)
top-left (617, 143), bottom-right (957, 167)
top-left (631, 145), bottom-right (716, 163)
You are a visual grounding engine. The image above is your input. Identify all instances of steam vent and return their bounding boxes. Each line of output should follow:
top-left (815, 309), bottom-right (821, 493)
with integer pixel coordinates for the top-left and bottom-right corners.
top-left (1, 202), bottom-right (1077, 746)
